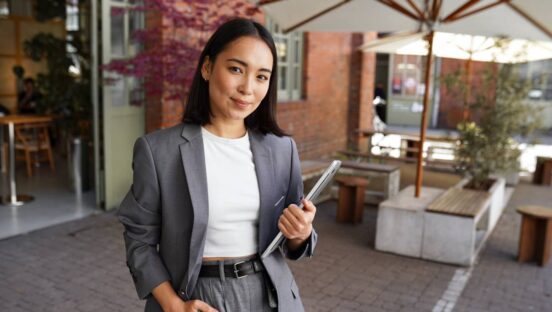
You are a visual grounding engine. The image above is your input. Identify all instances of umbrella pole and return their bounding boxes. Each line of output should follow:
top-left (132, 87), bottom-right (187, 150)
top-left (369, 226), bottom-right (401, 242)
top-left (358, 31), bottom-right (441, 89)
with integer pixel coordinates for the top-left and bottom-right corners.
top-left (415, 30), bottom-right (435, 198)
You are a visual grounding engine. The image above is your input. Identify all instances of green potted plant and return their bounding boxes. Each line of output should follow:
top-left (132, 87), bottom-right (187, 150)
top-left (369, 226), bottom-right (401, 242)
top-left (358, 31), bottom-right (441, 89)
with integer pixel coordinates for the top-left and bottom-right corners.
top-left (23, 32), bottom-right (92, 191)
top-left (23, 33), bottom-right (91, 138)
top-left (456, 63), bottom-right (541, 190)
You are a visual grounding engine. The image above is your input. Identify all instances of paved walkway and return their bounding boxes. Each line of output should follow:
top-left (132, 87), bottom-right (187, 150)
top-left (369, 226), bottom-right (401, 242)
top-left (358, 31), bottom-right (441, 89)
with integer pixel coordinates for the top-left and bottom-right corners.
top-left (1, 182), bottom-right (551, 311)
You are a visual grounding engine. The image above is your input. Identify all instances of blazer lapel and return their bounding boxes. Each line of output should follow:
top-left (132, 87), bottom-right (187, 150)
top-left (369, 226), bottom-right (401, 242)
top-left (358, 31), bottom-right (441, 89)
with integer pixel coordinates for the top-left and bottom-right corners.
top-left (178, 124), bottom-right (209, 295)
top-left (249, 131), bottom-right (275, 252)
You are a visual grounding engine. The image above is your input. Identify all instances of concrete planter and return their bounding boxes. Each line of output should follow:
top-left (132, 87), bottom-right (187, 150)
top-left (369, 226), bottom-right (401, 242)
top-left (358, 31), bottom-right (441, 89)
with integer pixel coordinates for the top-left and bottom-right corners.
top-left (375, 178), bottom-right (507, 266)
top-left (422, 177), bottom-right (506, 266)
top-left (375, 186), bottom-right (444, 258)
top-left (499, 170), bottom-right (520, 186)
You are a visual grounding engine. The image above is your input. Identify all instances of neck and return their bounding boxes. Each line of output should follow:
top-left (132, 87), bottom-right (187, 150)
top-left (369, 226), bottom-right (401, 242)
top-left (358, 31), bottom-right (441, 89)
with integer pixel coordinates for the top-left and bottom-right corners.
top-left (204, 118), bottom-right (246, 139)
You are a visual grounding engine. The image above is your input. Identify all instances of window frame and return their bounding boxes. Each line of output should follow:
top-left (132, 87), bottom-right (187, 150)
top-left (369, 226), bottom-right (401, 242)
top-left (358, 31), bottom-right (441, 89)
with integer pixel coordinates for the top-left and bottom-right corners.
top-left (266, 17), bottom-right (304, 102)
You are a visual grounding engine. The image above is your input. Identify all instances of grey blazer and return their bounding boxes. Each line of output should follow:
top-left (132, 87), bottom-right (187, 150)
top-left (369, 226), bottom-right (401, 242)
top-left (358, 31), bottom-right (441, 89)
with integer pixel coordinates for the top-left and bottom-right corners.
top-left (117, 123), bottom-right (317, 311)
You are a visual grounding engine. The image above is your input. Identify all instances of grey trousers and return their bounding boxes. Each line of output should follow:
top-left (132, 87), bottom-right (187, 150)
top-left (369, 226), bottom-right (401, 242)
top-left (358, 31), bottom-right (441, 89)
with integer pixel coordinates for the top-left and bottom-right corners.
top-left (192, 257), bottom-right (277, 312)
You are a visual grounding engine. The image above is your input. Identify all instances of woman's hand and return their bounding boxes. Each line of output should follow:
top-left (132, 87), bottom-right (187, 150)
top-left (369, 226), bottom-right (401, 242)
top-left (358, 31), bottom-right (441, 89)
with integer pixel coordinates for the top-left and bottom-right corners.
top-left (183, 300), bottom-right (218, 312)
top-left (278, 199), bottom-right (316, 245)
top-left (152, 281), bottom-right (218, 312)
top-left (167, 298), bottom-right (218, 312)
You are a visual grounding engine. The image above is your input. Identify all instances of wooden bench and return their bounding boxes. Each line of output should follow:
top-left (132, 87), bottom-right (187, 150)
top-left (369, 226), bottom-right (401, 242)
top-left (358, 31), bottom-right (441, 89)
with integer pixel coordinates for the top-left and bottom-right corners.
top-left (338, 150), bottom-right (458, 172)
top-left (300, 159), bottom-right (399, 205)
top-left (300, 160), bottom-right (333, 204)
top-left (423, 187), bottom-right (492, 266)
top-left (300, 160), bottom-right (329, 181)
top-left (426, 188), bottom-right (491, 218)
top-left (516, 205), bottom-right (552, 266)
top-left (339, 160), bottom-right (400, 202)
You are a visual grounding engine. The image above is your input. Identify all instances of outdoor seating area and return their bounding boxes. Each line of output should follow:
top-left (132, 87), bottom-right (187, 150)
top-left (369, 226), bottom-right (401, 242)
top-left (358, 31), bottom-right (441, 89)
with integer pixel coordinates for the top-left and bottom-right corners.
top-left (2, 163), bottom-right (552, 311)
top-left (1, 0), bottom-right (552, 311)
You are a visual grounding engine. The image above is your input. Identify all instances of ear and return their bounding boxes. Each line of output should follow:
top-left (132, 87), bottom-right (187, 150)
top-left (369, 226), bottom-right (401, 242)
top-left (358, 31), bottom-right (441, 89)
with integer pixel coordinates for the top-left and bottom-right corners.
top-left (201, 56), bottom-right (211, 81)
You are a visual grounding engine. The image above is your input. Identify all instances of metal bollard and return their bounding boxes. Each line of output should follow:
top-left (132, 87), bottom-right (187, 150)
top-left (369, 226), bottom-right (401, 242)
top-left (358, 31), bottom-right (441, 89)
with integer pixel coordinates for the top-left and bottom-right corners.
top-left (69, 137), bottom-right (91, 196)
top-left (71, 137), bottom-right (82, 198)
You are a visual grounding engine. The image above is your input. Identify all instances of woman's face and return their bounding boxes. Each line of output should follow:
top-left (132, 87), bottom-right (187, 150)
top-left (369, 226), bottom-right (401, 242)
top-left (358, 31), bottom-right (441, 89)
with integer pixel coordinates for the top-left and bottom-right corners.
top-left (201, 36), bottom-right (273, 124)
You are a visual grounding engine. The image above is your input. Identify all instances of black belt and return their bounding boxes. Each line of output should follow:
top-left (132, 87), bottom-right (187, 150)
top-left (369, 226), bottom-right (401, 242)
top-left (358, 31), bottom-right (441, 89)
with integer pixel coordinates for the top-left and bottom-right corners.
top-left (199, 257), bottom-right (264, 279)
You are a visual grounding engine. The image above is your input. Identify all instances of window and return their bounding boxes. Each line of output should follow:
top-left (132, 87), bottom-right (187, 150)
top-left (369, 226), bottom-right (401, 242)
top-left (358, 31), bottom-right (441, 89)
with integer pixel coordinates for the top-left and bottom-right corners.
top-left (390, 54), bottom-right (429, 98)
top-left (266, 17), bottom-right (303, 101)
top-left (519, 59), bottom-right (552, 101)
top-left (108, 0), bottom-right (145, 107)
top-left (0, 0), bottom-right (9, 16)
top-left (66, 0), bottom-right (79, 32)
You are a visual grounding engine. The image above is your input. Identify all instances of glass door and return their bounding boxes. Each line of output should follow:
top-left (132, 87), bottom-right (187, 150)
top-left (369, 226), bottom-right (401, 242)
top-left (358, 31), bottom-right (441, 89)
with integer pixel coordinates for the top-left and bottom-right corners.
top-left (100, 0), bottom-right (145, 209)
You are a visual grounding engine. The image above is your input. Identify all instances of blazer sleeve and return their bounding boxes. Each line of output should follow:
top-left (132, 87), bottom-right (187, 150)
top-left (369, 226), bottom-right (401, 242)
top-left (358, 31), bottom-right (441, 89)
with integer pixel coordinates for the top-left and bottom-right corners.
top-left (117, 136), bottom-right (170, 299)
top-left (281, 137), bottom-right (318, 260)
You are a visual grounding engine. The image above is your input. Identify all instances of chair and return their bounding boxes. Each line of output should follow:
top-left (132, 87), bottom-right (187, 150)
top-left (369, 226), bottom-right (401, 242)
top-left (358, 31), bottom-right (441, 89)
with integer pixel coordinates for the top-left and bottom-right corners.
top-left (14, 122), bottom-right (55, 177)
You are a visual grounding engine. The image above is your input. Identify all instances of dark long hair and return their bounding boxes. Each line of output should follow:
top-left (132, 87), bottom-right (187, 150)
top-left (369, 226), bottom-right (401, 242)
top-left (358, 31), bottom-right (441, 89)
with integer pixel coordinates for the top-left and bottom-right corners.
top-left (183, 18), bottom-right (287, 136)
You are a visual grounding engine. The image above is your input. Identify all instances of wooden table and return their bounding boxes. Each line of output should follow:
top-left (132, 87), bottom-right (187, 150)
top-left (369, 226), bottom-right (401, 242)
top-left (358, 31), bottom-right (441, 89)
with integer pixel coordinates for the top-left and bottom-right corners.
top-left (358, 128), bottom-right (458, 157)
top-left (0, 115), bottom-right (54, 206)
top-left (517, 205), bottom-right (552, 266)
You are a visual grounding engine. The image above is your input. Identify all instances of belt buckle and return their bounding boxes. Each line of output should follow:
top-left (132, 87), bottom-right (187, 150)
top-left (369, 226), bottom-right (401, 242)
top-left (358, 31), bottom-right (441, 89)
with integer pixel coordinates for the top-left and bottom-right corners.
top-left (233, 260), bottom-right (247, 279)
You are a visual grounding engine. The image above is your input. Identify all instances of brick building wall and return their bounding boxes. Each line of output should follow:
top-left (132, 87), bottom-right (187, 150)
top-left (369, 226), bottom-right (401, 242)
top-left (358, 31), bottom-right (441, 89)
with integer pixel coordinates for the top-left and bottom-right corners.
top-left (276, 32), bottom-right (375, 160)
top-left (145, 16), bottom-right (377, 160)
top-left (437, 58), bottom-right (496, 129)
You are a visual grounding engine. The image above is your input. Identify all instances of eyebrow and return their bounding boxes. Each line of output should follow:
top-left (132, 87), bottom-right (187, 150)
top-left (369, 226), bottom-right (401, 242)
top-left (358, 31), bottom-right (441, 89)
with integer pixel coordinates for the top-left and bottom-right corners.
top-left (226, 58), bottom-right (272, 74)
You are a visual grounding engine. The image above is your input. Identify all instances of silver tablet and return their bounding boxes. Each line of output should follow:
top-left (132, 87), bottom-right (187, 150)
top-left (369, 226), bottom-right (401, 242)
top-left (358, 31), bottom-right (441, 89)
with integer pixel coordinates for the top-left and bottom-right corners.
top-left (261, 160), bottom-right (342, 258)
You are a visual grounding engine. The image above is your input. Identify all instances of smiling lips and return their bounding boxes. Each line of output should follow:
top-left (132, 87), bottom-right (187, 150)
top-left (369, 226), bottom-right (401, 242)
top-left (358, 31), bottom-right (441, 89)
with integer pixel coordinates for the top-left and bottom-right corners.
top-left (231, 98), bottom-right (250, 108)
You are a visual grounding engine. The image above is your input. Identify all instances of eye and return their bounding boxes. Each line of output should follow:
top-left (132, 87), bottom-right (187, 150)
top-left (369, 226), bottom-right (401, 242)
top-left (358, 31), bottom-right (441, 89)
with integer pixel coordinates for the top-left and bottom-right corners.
top-left (229, 66), bottom-right (242, 74)
top-left (257, 74), bottom-right (269, 81)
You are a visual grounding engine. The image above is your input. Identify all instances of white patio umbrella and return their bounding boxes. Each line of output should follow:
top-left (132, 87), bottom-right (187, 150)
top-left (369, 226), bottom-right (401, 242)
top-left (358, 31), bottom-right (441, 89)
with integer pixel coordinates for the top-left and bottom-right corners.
top-left (258, 0), bottom-right (552, 197)
top-left (360, 31), bottom-right (552, 120)
top-left (359, 31), bottom-right (552, 64)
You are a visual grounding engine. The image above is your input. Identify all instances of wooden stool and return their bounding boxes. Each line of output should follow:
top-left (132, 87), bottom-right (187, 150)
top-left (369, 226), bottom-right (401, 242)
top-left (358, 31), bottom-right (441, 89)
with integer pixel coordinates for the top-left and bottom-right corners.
top-left (335, 176), bottom-right (369, 224)
top-left (516, 205), bottom-right (552, 266)
top-left (533, 157), bottom-right (552, 185)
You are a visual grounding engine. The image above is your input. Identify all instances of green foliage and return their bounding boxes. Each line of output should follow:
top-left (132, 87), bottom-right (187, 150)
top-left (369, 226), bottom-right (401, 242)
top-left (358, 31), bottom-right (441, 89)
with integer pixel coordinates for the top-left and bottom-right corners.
top-left (34, 0), bottom-right (66, 22)
top-left (23, 33), bottom-right (91, 136)
top-left (456, 63), bottom-right (542, 189)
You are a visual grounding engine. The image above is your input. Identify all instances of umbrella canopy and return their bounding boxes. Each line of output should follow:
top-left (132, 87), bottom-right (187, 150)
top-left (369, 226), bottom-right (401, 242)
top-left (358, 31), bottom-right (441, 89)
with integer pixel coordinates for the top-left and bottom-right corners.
top-left (259, 0), bottom-right (552, 41)
top-left (360, 31), bottom-right (552, 122)
top-left (258, 0), bottom-right (552, 197)
top-left (359, 31), bottom-right (552, 63)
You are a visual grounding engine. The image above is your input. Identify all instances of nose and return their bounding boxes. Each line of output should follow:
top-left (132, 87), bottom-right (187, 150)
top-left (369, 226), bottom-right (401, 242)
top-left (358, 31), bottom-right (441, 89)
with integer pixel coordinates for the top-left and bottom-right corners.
top-left (238, 75), bottom-right (254, 95)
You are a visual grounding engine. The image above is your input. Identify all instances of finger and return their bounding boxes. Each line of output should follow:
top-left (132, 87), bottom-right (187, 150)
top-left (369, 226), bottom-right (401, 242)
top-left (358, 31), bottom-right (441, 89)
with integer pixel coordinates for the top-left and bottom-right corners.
top-left (279, 218), bottom-right (299, 240)
top-left (278, 219), bottom-right (292, 238)
top-left (193, 300), bottom-right (218, 312)
top-left (286, 205), bottom-right (308, 224)
top-left (282, 209), bottom-right (305, 232)
top-left (302, 199), bottom-right (316, 214)
top-left (280, 214), bottom-right (300, 234)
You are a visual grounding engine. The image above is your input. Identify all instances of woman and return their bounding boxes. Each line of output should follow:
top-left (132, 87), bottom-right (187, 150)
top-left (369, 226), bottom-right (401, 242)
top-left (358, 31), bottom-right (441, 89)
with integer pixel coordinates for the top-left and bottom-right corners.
top-left (118, 18), bottom-right (317, 312)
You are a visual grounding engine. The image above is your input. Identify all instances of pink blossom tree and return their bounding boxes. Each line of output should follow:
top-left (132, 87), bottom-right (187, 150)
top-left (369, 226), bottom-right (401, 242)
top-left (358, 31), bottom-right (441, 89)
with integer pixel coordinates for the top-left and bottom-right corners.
top-left (103, 0), bottom-right (261, 123)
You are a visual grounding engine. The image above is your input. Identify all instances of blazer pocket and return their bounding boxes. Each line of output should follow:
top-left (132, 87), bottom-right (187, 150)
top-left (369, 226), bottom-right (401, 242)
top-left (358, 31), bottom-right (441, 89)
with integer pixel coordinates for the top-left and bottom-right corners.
top-left (274, 195), bottom-right (285, 207)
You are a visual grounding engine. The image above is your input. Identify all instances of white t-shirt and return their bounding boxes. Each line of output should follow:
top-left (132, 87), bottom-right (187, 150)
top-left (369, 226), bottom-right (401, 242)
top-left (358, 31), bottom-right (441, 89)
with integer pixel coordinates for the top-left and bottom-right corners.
top-left (201, 127), bottom-right (260, 257)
